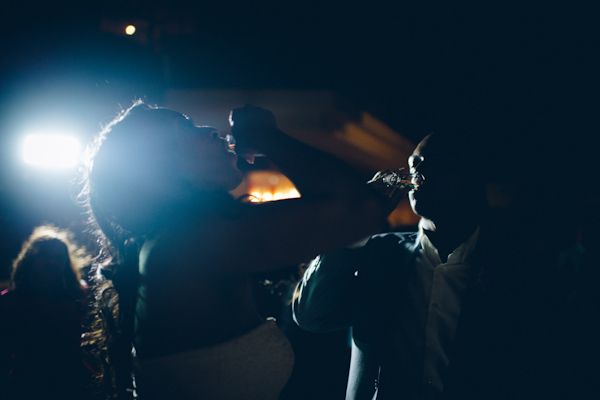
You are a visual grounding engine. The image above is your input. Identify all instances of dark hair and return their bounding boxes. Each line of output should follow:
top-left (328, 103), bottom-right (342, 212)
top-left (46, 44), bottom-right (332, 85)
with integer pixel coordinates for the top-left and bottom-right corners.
top-left (83, 101), bottom-right (194, 234)
top-left (79, 100), bottom-right (184, 399)
top-left (79, 100), bottom-right (243, 398)
top-left (10, 225), bottom-right (89, 299)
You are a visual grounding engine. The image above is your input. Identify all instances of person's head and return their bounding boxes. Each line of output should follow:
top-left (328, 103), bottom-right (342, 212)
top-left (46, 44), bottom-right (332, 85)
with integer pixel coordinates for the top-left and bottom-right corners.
top-left (80, 100), bottom-right (243, 236)
top-left (10, 225), bottom-right (89, 297)
top-left (408, 132), bottom-right (487, 222)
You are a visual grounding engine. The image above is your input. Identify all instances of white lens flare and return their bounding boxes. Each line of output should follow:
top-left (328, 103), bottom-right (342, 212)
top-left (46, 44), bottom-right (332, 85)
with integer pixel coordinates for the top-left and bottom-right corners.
top-left (23, 134), bottom-right (81, 168)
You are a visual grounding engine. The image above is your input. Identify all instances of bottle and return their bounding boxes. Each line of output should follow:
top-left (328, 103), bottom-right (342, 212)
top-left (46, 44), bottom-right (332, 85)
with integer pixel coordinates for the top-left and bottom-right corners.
top-left (367, 168), bottom-right (424, 190)
top-left (218, 132), bottom-right (237, 152)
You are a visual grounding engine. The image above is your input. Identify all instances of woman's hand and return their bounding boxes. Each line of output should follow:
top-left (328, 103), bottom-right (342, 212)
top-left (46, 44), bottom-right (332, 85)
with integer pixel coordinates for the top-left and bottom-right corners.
top-left (229, 104), bottom-right (276, 129)
top-left (229, 105), bottom-right (278, 164)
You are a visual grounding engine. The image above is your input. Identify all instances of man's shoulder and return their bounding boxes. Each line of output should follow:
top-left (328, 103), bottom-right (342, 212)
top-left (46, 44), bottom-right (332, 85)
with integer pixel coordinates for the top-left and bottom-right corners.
top-left (369, 230), bottom-right (418, 246)
top-left (353, 230), bottom-right (419, 268)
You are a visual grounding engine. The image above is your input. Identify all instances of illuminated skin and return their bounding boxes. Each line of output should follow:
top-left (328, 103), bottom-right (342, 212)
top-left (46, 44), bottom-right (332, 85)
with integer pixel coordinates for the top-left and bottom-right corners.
top-left (122, 104), bottom-right (396, 359)
top-left (408, 134), bottom-right (481, 262)
top-left (173, 116), bottom-right (243, 192)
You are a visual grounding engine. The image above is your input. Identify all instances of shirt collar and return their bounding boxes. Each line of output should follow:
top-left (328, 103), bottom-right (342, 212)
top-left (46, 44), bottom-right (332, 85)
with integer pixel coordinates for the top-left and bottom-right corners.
top-left (417, 220), bottom-right (480, 265)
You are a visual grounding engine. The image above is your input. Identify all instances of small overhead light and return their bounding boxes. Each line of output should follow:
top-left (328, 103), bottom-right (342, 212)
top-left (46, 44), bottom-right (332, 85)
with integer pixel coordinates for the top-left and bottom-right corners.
top-left (125, 25), bottom-right (136, 35)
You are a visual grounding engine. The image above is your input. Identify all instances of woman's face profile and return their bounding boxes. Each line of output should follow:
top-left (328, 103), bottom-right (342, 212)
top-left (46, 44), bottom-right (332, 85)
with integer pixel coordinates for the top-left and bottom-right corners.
top-left (173, 115), bottom-right (243, 192)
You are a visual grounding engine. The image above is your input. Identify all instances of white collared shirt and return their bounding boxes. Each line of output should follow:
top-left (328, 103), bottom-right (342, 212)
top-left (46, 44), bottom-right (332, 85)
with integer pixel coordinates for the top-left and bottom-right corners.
top-left (394, 221), bottom-right (480, 397)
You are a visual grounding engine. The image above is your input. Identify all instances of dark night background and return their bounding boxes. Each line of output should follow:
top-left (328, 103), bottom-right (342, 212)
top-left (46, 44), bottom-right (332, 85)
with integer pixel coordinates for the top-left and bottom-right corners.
top-left (0, 1), bottom-right (598, 273)
top-left (0, 3), bottom-right (598, 265)
top-left (0, 2), bottom-right (599, 398)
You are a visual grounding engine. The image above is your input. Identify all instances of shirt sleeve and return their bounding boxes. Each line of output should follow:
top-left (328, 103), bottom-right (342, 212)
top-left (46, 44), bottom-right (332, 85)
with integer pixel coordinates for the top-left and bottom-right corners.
top-left (292, 247), bottom-right (363, 332)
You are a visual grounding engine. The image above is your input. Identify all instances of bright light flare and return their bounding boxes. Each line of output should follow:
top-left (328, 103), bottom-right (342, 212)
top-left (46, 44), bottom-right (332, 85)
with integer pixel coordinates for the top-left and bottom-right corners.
top-left (23, 134), bottom-right (81, 168)
top-left (125, 25), bottom-right (136, 35)
top-left (249, 189), bottom-right (300, 203)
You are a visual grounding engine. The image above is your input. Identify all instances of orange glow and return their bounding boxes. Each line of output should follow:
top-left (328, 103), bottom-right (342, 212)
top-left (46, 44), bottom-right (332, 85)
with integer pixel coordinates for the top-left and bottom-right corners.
top-left (232, 171), bottom-right (300, 203)
top-left (230, 171), bottom-right (417, 227)
top-left (248, 188), bottom-right (300, 203)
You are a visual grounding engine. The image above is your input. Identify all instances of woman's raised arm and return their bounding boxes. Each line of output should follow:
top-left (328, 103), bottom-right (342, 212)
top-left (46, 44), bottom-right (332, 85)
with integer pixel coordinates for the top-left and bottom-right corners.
top-left (187, 105), bottom-right (403, 275)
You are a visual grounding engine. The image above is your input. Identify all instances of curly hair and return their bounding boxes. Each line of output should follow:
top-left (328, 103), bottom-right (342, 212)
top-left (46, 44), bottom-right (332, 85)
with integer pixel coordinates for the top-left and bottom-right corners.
top-left (10, 225), bottom-right (90, 299)
top-left (77, 100), bottom-right (247, 399)
top-left (78, 100), bottom-right (190, 399)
